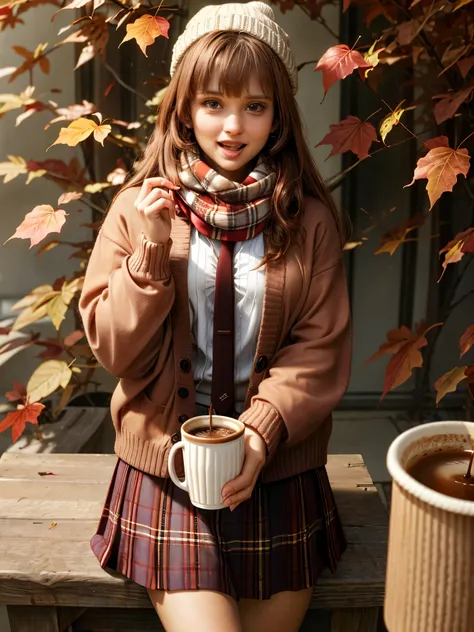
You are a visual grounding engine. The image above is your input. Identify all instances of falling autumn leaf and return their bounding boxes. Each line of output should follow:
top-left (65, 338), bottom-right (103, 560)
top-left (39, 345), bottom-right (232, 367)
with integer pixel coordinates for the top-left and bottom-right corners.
top-left (49, 116), bottom-right (111, 149)
top-left (120, 14), bottom-right (170, 57)
top-left (433, 87), bottom-right (473, 125)
top-left (315, 44), bottom-right (372, 100)
top-left (439, 227), bottom-right (474, 280)
top-left (0, 402), bottom-right (45, 443)
top-left (460, 324), bottom-right (474, 358)
top-left (366, 321), bottom-right (442, 402)
top-left (316, 115), bottom-right (378, 159)
top-left (0, 155), bottom-right (27, 183)
top-left (434, 366), bottom-right (468, 405)
top-left (58, 191), bottom-right (82, 205)
top-left (5, 205), bottom-right (67, 248)
top-left (405, 145), bottom-right (470, 210)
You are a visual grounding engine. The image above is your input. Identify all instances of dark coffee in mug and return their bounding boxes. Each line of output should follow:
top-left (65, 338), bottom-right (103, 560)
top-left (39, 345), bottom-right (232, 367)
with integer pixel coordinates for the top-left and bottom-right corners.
top-left (189, 426), bottom-right (235, 438)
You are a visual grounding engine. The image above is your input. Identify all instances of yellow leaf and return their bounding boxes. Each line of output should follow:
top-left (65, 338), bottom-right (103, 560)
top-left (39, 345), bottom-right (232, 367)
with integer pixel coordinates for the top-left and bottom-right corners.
top-left (26, 360), bottom-right (73, 404)
top-left (54, 384), bottom-right (76, 415)
top-left (11, 303), bottom-right (48, 332)
top-left (434, 366), bottom-right (467, 406)
top-left (46, 294), bottom-right (68, 330)
top-left (48, 522), bottom-right (57, 530)
top-left (49, 116), bottom-right (111, 149)
top-left (26, 170), bottom-right (47, 185)
top-left (36, 241), bottom-right (60, 257)
top-left (0, 155), bottom-right (27, 183)
top-left (10, 285), bottom-right (53, 312)
top-left (120, 14), bottom-right (170, 57)
top-left (84, 182), bottom-right (111, 193)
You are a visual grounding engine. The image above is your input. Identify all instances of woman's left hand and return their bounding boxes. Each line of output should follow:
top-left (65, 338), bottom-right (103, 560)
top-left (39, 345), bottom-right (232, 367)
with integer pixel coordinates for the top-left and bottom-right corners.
top-left (221, 426), bottom-right (267, 511)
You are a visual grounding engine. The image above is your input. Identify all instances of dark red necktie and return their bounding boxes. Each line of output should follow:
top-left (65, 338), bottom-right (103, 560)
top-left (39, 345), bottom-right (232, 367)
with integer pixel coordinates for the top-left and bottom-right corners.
top-left (211, 241), bottom-right (235, 417)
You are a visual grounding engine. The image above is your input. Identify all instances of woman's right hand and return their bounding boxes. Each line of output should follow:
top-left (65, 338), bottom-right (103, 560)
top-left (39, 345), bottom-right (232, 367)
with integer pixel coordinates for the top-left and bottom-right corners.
top-left (134, 177), bottom-right (181, 244)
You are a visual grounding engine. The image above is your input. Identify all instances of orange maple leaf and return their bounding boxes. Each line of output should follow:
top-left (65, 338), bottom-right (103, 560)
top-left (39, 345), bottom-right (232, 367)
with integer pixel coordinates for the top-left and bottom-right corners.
top-left (120, 14), bottom-right (170, 57)
top-left (49, 115), bottom-right (111, 149)
top-left (316, 115), bottom-right (378, 159)
top-left (0, 402), bottom-right (45, 443)
top-left (9, 43), bottom-right (50, 83)
top-left (366, 321), bottom-right (442, 403)
top-left (5, 204), bottom-right (67, 248)
top-left (315, 44), bottom-right (372, 100)
top-left (405, 145), bottom-right (470, 209)
top-left (439, 227), bottom-right (474, 280)
top-left (460, 324), bottom-right (474, 358)
top-left (434, 366), bottom-right (468, 406)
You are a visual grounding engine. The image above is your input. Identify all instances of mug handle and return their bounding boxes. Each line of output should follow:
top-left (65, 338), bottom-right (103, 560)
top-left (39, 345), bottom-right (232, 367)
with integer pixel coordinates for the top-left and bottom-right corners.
top-left (168, 441), bottom-right (188, 492)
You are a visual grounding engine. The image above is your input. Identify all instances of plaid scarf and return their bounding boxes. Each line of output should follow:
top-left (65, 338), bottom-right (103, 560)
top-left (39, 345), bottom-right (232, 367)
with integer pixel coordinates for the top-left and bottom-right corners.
top-left (174, 149), bottom-right (276, 242)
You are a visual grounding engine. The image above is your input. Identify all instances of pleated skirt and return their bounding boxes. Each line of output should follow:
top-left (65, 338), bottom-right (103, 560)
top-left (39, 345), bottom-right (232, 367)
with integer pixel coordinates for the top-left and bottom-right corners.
top-left (91, 456), bottom-right (346, 600)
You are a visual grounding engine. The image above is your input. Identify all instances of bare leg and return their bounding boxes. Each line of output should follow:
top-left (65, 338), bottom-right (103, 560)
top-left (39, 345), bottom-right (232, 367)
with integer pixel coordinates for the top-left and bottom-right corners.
top-left (239, 588), bottom-right (313, 632)
top-left (148, 588), bottom-right (243, 632)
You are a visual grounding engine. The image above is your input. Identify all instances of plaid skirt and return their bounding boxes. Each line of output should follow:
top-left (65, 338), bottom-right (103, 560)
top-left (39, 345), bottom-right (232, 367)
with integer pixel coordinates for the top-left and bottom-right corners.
top-left (91, 457), bottom-right (346, 600)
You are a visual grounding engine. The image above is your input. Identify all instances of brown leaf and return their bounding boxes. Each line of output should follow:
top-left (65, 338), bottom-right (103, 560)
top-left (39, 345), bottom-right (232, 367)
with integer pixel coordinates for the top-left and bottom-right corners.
top-left (375, 214), bottom-right (425, 255)
top-left (433, 88), bottom-right (473, 125)
top-left (424, 136), bottom-right (449, 150)
top-left (434, 366), bottom-right (468, 406)
top-left (38, 471), bottom-right (57, 476)
top-left (405, 145), bottom-right (470, 210)
top-left (460, 324), bottom-right (474, 358)
top-left (315, 44), bottom-right (372, 100)
top-left (316, 115), bottom-right (378, 159)
top-left (457, 55), bottom-right (474, 78)
top-left (366, 322), bottom-right (442, 402)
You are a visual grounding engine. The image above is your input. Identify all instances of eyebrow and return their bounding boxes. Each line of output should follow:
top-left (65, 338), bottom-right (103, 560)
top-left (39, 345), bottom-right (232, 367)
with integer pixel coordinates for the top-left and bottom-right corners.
top-left (199, 89), bottom-right (271, 100)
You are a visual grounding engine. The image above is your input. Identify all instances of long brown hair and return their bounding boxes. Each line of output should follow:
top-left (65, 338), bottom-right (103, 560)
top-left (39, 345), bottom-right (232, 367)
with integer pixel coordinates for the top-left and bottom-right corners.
top-left (121, 31), bottom-right (343, 264)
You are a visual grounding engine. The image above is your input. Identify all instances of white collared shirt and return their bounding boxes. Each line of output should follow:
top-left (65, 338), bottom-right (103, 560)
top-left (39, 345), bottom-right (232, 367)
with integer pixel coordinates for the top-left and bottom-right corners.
top-left (188, 227), bottom-right (265, 413)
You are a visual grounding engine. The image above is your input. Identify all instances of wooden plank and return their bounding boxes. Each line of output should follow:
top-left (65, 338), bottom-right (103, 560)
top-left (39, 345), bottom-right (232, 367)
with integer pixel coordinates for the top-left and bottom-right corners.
top-left (331, 607), bottom-right (380, 632)
top-left (0, 453), bottom-right (117, 482)
top-left (7, 605), bottom-right (59, 632)
top-left (0, 526), bottom-right (386, 609)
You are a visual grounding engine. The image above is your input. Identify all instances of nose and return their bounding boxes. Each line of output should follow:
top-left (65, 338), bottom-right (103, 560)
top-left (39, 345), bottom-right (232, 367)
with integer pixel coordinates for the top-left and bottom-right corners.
top-left (223, 113), bottom-right (242, 135)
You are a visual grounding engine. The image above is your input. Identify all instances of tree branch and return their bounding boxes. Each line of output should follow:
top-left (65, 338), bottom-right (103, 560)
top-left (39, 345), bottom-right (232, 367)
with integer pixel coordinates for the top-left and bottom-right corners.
top-left (104, 61), bottom-right (148, 102)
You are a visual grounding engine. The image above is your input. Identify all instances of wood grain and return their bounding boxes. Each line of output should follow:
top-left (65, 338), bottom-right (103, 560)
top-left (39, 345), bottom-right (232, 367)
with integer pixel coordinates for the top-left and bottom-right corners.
top-left (0, 453), bottom-right (389, 613)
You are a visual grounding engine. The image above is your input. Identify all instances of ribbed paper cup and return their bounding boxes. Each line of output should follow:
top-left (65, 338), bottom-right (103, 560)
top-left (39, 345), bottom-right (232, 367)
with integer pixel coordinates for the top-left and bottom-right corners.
top-left (384, 421), bottom-right (474, 632)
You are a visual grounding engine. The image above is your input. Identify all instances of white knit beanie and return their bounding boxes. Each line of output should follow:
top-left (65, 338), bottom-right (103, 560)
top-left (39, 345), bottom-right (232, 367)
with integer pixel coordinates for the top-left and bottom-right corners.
top-left (170, 1), bottom-right (298, 94)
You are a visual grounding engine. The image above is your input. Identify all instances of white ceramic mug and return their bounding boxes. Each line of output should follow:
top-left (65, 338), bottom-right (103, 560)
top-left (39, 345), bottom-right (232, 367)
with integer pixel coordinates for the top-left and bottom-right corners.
top-left (168, 415), bottom-right (245, 510)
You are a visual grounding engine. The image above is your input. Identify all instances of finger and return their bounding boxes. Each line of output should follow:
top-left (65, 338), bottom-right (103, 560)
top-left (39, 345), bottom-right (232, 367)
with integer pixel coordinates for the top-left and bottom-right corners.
top-left (135, 178), bottom-right (179, 208)
top-left (224, 485), bottom-right (253, 509)
top-left (222, 456), bottom-right (261, 498)
top-left (137, 188), bottom-right (174, 210)
top-left (142, 198), bottom-right (176, 216)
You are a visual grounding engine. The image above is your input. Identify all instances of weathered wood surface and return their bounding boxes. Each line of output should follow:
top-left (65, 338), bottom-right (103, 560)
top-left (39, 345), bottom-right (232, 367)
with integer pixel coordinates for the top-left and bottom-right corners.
top-left (0, 453), bottom-right (388, 612)
top-left (331, 607), bottom-right (380, 632)
top-left (5, 408), bottom-right (108, 455)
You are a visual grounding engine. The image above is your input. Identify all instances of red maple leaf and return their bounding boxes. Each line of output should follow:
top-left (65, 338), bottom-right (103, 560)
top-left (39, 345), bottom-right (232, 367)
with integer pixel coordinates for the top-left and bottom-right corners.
top-left (0, 402), bottom-right (45, 443)
top-left (5, 382), bottom-right (27, 403)
top-left (315, 44), bottom-right (372, 100)
top-left (316, 115), bottom-right (378, 159)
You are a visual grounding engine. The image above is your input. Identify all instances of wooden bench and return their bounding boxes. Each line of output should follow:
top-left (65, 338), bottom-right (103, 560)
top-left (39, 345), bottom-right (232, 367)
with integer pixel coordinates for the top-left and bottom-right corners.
top-left (0, 453), bottom-right (388, 632)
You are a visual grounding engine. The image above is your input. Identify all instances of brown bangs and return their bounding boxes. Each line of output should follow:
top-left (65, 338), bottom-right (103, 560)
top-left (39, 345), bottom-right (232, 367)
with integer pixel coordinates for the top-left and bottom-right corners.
top-left (187, 32), bottom-right (274, 99)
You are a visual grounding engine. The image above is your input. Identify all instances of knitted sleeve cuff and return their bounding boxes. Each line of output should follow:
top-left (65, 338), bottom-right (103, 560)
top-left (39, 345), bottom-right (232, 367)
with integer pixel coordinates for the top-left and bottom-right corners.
top-left (128, 233), bottom-right (172, 281)
top-left (239, 400), bottom-right (285, 460)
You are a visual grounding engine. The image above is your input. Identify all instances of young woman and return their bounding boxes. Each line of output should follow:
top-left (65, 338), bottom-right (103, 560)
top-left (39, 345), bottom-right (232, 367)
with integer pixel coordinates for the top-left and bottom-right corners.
top-left (79, 3), bottom-right (351, 631)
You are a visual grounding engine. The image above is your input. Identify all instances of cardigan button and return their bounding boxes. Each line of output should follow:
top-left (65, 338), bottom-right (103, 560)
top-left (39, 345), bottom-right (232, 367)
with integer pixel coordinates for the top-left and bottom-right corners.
top-left (255, 355), bottom-right (268, 373)
top-left (171, 431), bottom-right (181, 444)
top-left (178, 414), bottom-right (189, 424)
top-left (179, 358), bottom-right (192, 373)
top-left (178, 387), bottom-right (189, 399)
